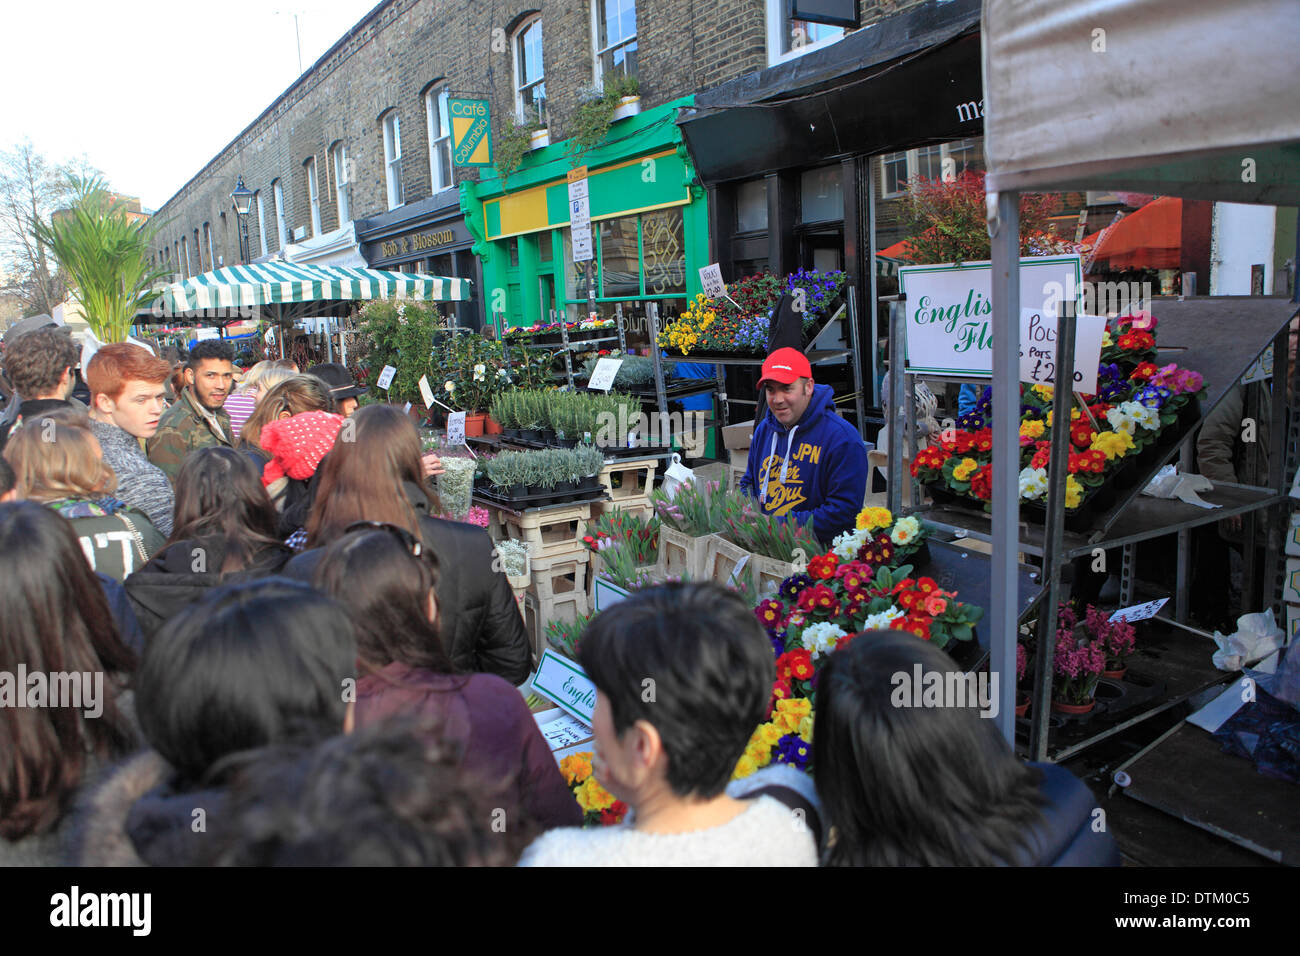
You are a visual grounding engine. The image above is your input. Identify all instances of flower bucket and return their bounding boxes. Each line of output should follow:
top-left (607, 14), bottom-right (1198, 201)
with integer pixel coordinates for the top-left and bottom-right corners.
top-left (611, 95), bottom-right (641, 121)
top-left (1051, 699), bottom-right (1096, 716)
top-left (1015, 695), bottom-right (1030, 718)
top-left (464, 413), bottom-right (486, 437)
top-left (529, 128), bottom-right (550, 150)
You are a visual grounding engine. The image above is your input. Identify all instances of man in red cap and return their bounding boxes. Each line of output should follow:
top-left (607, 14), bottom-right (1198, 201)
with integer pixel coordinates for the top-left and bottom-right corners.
top-left (738, 347), bottom-right (867, 546)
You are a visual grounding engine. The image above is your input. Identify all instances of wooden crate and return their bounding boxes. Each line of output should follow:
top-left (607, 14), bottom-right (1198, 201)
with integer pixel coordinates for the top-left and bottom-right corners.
top-left (701, 534), bottom-right (755, 589)
top-left (598, 459), bottom-right (658, 502)
top-left (752, 554), bottom-right (799, 597)
top-left (657, 526), bottom-right (715, 580)
top-left (592, 498), bottom-right (654, 523)
top-left (530, 552), bottom-right (590, 606)
top-left (523, 555), bottom-right (591, 663)
top-left (499, 502), bottom-right (593, 561)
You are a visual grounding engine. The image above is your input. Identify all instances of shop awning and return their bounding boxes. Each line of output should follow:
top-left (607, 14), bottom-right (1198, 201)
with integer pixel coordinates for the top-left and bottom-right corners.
top-left (677, 0), bottom-right (982, 185)
top-left (1080, 197), bottom-right (1183, 272)
top-left (982, 0), bottom-right (1300, 204)
top-left (149, 261), bottom-right (471, 318)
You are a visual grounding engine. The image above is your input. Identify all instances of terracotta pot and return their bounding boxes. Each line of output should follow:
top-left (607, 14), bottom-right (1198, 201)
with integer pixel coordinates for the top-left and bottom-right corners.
top-left (1051, 698), bottom-right (1096, 715)
top-left (464, 413), bottom-right (486, 437)
top-left (485, 414), bottom-right (504, 435)
top-left (1102, 664), bottom-right (1127, 680)
top-left (1015, 695), bottom-right (1030, 717)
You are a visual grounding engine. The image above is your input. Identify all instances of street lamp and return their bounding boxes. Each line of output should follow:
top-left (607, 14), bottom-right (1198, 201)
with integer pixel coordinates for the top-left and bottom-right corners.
top-left (230, 176), bottom-right (255, 265)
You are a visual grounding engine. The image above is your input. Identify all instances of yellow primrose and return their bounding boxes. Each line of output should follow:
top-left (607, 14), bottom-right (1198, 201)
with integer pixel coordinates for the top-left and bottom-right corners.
top-left (778, 698), bottom-right (812, 719)
top-left (1090, 429), bottom-right (1135, 461)
top-left (798, 715), bottom-right (814, 742)
top-left (855, 506), bottom-right (893, 532)
top-left (759, 723), bottom-right (783, 746)
top-left (732, 754), bottom-right (758, 780)
top-left (1065, 474), bottom-right (1084, 509)
top-left (952, 457), bottom-right (979, 482)
top-left (1019, 420), bottom-right (1045, 440)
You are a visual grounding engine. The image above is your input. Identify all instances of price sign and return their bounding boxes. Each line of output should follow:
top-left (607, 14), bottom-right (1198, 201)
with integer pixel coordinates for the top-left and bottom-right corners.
top-left (403, 402), bottom-right (412, 415)
top-left (376, 365), bottom-right (397, 390)
top-left (1018, 308), bottom-right (1107, 395)
top-left (535, 710), bottom-right (593, 751)
top-left (699, 263), bottom-right (726, 298)
top-left (446, 410), bottom-right (466, 446)
top-left (418, 375), bottom-right (435, 409)
top-left (588, 357), bottom-right (624, 392)
top-left (1109, 597), bottom-right (1169, 624)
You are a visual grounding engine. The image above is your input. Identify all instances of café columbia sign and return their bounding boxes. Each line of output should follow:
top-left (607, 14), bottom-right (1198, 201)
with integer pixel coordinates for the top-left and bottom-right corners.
top-left (898, 255), bottom-right (1083, 377)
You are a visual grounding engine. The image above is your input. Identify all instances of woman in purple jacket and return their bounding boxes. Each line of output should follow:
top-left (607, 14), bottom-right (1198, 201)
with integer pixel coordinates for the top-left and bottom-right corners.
top-left (313, 526), bottom-right (581, 833)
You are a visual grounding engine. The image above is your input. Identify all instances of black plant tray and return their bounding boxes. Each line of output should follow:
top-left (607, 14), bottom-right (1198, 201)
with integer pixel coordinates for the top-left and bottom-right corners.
top-left (473, 483), bottom-right (608, 510)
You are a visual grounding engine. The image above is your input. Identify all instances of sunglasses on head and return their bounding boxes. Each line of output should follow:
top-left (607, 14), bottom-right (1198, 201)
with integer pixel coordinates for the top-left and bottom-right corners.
top-left (343, 520), bottom-right (423, 557)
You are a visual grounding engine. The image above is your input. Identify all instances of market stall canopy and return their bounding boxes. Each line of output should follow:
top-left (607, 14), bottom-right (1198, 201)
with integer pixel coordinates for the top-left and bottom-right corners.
top-left (145, 261), bottom-right (471, 322)
top-left (678, 0), bottom-right (982, 185)
top-left (982, 0), bottom-right (1300, 204)
top-left (1080, 197), bottom-right (1182, 271)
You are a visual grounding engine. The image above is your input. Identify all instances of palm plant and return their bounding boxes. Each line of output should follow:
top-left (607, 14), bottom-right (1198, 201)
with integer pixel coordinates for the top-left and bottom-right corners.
top-left (34, 175), bottom-right (171, 342)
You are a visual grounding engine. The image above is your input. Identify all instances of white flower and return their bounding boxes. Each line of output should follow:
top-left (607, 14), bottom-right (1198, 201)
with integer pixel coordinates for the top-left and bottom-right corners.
top-left (862, 606), bottom-right (905, 632)
top-left (473, 363), bottom-right (486, 382)
top-left (831, 527), bottom-right (868, 561)
top-left (800, 621), bottom-right (847, 661)
top-left (890, 516), bottom-right (921, 547)
top-left (1018, 466), bottom-right (1049, 501)
top-left (1105, 406), bottom-right (1137, 436)
top-left (444, 381), bottom-right (455, 393)
top-left (497, 367), bottom-right (508, 379)
top-left (1122, 400), bottom-right (1160, 432)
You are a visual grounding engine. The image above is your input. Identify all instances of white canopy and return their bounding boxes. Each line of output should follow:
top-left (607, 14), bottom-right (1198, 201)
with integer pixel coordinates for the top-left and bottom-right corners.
top-left (982, 0), bottom-right (1300, 204)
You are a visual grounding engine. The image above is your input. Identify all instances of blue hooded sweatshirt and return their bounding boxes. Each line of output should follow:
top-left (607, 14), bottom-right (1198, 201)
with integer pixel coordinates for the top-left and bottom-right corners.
top-left (738, 383), bottom-right (868, 546)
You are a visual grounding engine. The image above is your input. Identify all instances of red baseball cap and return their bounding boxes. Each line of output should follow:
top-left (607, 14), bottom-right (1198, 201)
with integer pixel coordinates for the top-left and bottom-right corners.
top-left (759, 347), bottom-right (812, 387)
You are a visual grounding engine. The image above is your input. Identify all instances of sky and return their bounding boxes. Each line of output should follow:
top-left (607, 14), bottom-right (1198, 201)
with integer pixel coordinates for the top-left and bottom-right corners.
top-left (2, 0), bottom-right (380, 211)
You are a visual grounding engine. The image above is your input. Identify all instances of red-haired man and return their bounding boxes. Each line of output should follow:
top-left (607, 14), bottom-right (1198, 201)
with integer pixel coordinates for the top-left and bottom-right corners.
top-left (86, 343), bottom-right (175, 536)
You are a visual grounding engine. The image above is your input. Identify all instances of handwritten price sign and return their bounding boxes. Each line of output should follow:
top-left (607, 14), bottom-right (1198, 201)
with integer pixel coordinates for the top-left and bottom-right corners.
top-left (1018, 308), bottom-right (1106, 394)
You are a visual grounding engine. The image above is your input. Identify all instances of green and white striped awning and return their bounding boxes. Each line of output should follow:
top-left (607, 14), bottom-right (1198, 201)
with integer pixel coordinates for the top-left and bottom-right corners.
top-left (152, 262), bottom-right (471, 315)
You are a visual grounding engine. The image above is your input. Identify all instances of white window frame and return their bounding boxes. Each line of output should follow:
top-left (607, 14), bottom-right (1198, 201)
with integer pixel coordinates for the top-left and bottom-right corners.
top-left (255, 191), bottom-right (269, 256)
top-left (331, 144), bottom-right (350, 223)
top-left (305, 156), bottom-right (322, 237)
top-left (512, 16), bottom-right (546, 125)
top-left (765, 0), bottom-right (848, 67)
top-left (383, 111), bottom-right (404, 209)
top-left (272, 179), bottom-right (288, 250)
top-left (425, 87), bottom-right (453, 193)
top-left (878, 139), bottom-right (980, 199)
top-left (591, 0), bottom-right (637, 84)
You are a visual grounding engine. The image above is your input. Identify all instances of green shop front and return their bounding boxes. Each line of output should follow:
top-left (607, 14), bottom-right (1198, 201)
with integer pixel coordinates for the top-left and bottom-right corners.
top-left (460, 97), bottom-right (709, 335)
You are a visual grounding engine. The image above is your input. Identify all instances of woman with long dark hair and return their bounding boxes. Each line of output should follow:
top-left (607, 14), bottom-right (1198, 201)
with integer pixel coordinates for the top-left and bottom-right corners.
top-left (314, 527), bottom-right (579, 830)
top-left (67, 578), bottom-right (356, 866)
top-left (0, 501), bottom-right (139, 865)
top-left (286, 404), bottom-right (532, 685)
top-left (124, 447), bottom-right (294, 644)
top-left (813, 631), bottom-right (1120, 866)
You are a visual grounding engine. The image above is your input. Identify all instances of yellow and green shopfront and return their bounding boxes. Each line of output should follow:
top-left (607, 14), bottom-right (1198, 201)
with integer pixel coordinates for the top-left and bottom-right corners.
top-left (459, 96), bottom-right (710, 335)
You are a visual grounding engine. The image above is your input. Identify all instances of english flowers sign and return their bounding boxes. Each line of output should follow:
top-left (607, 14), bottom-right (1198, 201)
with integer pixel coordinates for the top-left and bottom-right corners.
top-left (899, 255), bottom-right (1083, 376)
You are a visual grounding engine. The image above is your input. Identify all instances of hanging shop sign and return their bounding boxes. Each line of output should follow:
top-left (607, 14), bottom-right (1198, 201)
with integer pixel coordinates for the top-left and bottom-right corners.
top-left (899, 255), bottom-right (1083, 376)
top-left (450, 98), bottom-right (492, 166)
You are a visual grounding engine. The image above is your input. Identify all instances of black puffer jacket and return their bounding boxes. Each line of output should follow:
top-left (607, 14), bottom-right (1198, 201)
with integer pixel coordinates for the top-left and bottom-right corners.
top-left (284, 484), bottom-right (533, 685)
top-left (124, 535), bottom-right (295, 645)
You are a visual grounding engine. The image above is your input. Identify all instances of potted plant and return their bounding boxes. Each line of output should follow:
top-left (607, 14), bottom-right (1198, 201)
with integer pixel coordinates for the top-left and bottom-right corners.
top-left (496, 116), bottom-right (543, 177)
top-left (517, 392), bottom-right (545, 442)
top-left (486, 453), bottom-right (526, 499)
top-left (608, 72), bottom-right (641, 121)
top-left (1051, 616), bottom-right (1107, 715)
top-left (1078, 604), bottom-right (1137, 679)
top-left (435, 456), bottom-right (478, 521)
top-left (574, 444), bottom-right (605, 490)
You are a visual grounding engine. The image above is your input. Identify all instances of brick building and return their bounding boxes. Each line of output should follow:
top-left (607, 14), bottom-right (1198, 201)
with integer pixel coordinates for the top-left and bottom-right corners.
top-left (151, 0), bottom-right (941, 336)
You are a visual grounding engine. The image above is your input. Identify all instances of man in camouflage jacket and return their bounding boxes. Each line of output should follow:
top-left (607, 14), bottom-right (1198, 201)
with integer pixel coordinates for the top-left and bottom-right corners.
top-left (146, 340), bottom-right (235, 483)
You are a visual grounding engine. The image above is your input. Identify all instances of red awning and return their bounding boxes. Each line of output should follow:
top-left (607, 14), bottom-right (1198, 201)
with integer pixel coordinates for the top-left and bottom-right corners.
top-left (1082, 197), bottom-right (1182, 271)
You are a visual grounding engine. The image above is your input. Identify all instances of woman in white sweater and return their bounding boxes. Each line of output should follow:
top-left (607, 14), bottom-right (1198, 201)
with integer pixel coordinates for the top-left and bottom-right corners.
top-left (519, 582), bottom-right (817, 867)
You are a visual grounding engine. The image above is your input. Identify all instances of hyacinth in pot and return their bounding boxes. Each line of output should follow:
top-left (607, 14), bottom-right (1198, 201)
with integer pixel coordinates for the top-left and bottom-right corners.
top-left (1052, 610), bottom-right (1107, 715)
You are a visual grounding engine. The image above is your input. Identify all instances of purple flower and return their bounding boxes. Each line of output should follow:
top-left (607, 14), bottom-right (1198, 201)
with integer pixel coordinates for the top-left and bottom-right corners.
top-left (773, 733), bottom-right (811, 770)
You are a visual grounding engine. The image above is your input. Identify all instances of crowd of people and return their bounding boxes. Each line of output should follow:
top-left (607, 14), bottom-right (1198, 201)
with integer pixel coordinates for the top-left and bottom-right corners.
top-left (0, 325), bottom-right (1118, 866)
